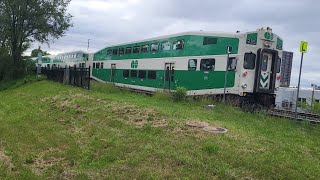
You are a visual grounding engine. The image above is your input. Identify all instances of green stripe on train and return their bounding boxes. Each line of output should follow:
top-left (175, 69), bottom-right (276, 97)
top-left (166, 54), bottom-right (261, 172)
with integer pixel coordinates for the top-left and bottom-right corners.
top-left (92, 69), bottom-right (236, 90)
top-left (93, 35), bottom-right (240, 61)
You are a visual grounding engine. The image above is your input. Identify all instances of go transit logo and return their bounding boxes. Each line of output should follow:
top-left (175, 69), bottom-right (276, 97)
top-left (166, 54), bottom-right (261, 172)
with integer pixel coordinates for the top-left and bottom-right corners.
top-left (131, 60), bottom-right (138, 68)
top-left (264, 32), bottom-right (274, 40)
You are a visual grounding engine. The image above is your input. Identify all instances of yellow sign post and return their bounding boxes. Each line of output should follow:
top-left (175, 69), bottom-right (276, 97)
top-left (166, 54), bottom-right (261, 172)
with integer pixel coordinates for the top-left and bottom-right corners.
top-left (295, 41), bottom-right (308, 120)
top-left (300, 41), bottom-right (308, 53)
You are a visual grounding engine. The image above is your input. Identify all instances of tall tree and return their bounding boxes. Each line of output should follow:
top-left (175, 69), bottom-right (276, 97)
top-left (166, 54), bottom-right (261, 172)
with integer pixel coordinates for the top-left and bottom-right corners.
top-left (0, 0), bottom-right (72, 66)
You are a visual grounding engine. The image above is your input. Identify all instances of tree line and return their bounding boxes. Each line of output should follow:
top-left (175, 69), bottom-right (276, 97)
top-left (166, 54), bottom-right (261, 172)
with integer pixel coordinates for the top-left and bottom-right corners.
top-left (0, 0), bottom-right (72, 82)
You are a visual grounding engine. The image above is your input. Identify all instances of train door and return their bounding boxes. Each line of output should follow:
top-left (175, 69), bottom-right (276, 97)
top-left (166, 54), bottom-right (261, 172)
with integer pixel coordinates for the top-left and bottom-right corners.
top-left (110, 64), bottom-right (116, 83)
top-left (255, 49), bottom-right (278, 93)
top-left (259, 53), bottom-right (272, 89)
top-left (164, 63), bottom-right (175, 90)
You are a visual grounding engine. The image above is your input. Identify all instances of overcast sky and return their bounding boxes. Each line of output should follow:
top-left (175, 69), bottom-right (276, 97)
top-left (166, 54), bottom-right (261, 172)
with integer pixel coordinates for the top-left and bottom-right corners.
top-left (27, 0), bottom-right (320, 87)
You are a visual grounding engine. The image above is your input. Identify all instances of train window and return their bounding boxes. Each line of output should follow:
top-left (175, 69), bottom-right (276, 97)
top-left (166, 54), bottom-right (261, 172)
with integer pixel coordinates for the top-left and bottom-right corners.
top-left (228, 57), bottom-right (237, 71)
top-left (101, 62), bottom-right (104, 69)
top-left (138, 70), bottom-right (146, 79)
top-left (188, 59), bottom-right (197, 70)
top-left (119, 48), bottom-right (124, 55)
top-left (244, 53), bottom-right (256, 70)
top-left (203, 37), bottom-right (218, 45)
top-left (123, 70), bottom-right (129, 78)
top-left (141, 44), bottom-right (149, 53)
top-left (151, 43), bottom-right (159, 52)
top-left (93, 63), bottom-right (96, 69)
top-left (261, 55), bottom-right (268, 71)
top-left (113, 49), bottom-right (118, 55)
top-left (148, 71), bottom-right (156, 80)
top-left (133, 46), bottom-right (140, 53)
top-left (96, 62), bottom-right (100, 69)
top-left (200, 58), bottom-right (215, 71)
top-left (126, 47), bottom-right (132, 54)
top-left (173, 40), bottom-right (184, 50)
top-left (131, 70), bottom-right (137, 78)
top-left (161, 41), bottom-right (171, 51)
top-left (276, 57), bottom-right (281, 73)
top-left (107, 50), bottom-right (112, 56)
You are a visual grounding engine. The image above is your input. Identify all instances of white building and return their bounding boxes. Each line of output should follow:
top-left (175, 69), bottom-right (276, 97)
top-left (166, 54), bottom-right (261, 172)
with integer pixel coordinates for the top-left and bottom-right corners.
top-left (275, 87), bottom-right (320, 111)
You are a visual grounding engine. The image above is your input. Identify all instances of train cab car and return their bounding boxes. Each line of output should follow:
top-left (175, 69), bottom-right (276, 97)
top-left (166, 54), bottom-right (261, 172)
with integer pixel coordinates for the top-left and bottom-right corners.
top-left (240, 27), bottom-right (283, 106)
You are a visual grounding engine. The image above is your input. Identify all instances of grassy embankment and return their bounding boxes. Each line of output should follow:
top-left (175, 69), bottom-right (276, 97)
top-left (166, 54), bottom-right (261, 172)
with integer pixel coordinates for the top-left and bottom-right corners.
top-left (0, 79), bottom-right (320, 179)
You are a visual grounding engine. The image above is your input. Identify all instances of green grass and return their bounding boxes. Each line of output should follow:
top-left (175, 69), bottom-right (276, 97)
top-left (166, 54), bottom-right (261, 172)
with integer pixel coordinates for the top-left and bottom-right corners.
top-left (0, 80), bottom-right (320, 179)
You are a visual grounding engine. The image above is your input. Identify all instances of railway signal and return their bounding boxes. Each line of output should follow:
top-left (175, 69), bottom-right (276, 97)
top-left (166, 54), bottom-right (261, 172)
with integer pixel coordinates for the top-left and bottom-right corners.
top-left (295, 41), bottom-right (308, 120)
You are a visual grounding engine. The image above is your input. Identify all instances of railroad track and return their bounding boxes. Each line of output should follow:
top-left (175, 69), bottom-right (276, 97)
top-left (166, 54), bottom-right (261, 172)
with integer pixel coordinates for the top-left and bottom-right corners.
top-left (270, 109), bottom-right (320, 123)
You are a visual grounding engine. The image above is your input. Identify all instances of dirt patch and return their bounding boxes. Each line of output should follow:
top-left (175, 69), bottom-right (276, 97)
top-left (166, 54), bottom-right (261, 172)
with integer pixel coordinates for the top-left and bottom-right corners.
top-left (0, 148), bottom-right (16, 173)
top-left (27, 146), bottom-right (74, 178)
top-left (110, 103), bottom-right (168, 128)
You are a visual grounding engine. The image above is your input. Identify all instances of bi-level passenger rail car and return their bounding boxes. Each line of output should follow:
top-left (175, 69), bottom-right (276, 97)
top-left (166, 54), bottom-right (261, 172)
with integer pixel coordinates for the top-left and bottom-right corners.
top-left (91, 27), bottom-right (283, 106)
top-left (52, 51), bottom-right (89, 68)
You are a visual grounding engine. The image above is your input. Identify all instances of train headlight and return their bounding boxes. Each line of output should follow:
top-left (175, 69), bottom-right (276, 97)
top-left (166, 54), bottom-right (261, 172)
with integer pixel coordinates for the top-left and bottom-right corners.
top-left (277, 75), bottom-right (281, 80)
top-left (264, 41), bottom-right (272, 48)
top-left (241, 83), bottom-right (247, 89)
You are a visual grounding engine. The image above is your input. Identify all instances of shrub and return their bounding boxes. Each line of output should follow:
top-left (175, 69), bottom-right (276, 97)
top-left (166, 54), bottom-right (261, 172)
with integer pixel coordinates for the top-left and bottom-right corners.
top-left (172, 87), bottom-right (187, 102)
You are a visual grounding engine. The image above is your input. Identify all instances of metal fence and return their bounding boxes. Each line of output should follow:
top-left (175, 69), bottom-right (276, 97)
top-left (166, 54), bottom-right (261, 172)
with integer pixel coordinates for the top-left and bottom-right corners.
top-left (39, 66), bottom-right (91, 90)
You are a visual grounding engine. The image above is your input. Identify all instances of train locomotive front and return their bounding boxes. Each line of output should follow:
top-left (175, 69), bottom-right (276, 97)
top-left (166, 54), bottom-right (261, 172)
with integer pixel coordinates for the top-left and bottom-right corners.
top-left (239, 27), bottom-right (283, 106)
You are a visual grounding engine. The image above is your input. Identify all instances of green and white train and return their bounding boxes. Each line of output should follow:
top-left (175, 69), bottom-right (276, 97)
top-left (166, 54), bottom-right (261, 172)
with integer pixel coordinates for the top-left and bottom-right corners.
top-left (91, 27), bottom-right (283, 105)
top-left (32, 28), bottom-right (284, 106)
top-left (32, 51), bottom-right (89, 68)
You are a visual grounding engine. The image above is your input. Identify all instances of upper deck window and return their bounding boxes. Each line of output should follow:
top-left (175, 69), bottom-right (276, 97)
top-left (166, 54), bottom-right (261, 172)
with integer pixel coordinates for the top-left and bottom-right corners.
top-left (119, 48), bottom-right (124, 55)
top-left (161, 41), bottom-right (171, 51)
top-left (107, 50), bottom-right (112, 56)
top-left (203, 37), bottom-right (218, 45)
top-left (141, 44), bottom-right (149, 53)
top-left (133, 46), bottom-right (140, 53)
top-left (173, 40), bottom-right (184, 50)
top-left (126, 47), bottom-right (132, 54)
top-left (151, 43), bottom-right (159, 52)
top-left (200, 58), bottom-right (215, 71)
top-left (244, 53), bottom-right (256, 70)
top-left (113, 49), bottom-right (118, 55)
